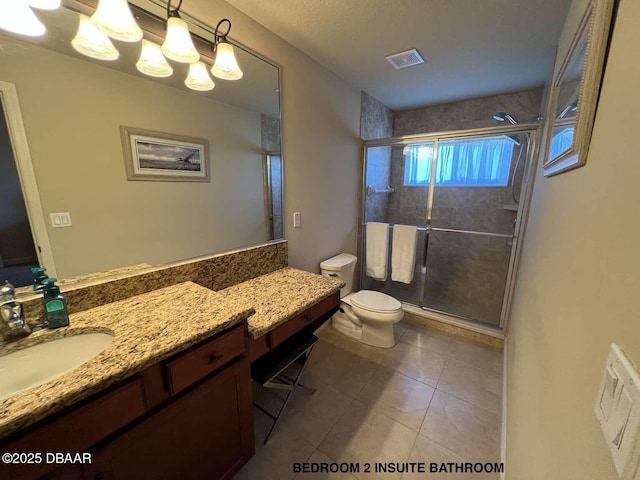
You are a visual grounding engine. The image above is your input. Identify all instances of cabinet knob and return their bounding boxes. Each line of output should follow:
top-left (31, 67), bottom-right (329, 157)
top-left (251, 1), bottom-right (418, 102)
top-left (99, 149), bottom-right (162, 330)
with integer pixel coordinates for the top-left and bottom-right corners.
top-left (207, 353), bottom-right (224, 365)
top-left (304, 314), bottom-right (313, 322)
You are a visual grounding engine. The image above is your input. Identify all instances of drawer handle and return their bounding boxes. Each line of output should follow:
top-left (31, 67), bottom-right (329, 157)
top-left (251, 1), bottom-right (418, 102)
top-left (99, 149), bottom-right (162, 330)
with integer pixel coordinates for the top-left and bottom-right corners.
top-left (207, 353), bottom-right (224, 365)
top-left (304, 314), bottom-right (314, 322)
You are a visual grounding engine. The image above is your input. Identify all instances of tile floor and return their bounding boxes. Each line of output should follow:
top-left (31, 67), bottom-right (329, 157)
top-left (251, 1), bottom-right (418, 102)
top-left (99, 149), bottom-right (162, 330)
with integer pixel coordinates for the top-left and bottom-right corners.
top-left (234, 322), bottom-right (503, 480)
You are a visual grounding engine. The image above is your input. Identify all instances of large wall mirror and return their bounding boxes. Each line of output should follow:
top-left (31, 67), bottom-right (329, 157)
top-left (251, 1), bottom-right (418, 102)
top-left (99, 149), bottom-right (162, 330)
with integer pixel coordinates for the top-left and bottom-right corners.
top-left (542, 0), bottom-right (614, 176)
top-left (0, 0), bottom-right (283, 288)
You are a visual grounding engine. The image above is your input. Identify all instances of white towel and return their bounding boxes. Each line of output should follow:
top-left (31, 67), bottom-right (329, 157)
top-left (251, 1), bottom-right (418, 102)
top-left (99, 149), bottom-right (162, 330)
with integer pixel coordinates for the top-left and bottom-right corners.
top-left (391, 224), bottom-right (418, 284)
top-left (365, 222), bottom-right (389, 281)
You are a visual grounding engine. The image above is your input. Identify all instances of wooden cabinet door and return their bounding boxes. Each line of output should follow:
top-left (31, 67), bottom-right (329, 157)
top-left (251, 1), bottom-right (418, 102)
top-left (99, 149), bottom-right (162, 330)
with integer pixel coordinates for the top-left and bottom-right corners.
top-left (87, 359), bottom-right (254, 480)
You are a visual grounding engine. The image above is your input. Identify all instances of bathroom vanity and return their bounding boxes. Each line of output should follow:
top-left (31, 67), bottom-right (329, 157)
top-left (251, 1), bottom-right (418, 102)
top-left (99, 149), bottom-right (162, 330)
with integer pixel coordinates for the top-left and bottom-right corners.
top-left (217, 268), bottom-right (341, 361)
top-left (0, 267), bottom-right (342, 480)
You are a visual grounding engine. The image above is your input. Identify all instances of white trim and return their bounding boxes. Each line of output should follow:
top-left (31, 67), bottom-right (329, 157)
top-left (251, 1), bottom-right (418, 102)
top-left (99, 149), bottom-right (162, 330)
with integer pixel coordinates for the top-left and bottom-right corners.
top-left (501, 339), bottom-right (508, 480)
top-left (402, 302), bottom-right (505, 339)
top-left (0, 81), bottom-right (57, 277)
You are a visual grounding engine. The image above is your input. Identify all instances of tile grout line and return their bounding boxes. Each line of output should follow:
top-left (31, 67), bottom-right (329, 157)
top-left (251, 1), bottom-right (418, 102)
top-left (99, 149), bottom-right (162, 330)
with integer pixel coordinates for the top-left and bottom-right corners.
top-left (432, 385), bottom-right (502, 418)
top-left (315, 386), bottom-right (358, 451)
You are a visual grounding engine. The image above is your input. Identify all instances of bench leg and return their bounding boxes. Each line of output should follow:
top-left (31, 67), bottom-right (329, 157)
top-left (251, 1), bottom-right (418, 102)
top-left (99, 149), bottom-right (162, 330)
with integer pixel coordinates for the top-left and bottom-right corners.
top-left (259, 344), bottom-right (317, 444)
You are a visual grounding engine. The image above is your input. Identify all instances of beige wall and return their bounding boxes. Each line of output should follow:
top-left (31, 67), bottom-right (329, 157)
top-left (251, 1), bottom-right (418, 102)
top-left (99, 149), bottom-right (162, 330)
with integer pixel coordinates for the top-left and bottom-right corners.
top-left (183, 1), bottom-right (362, 273)
top-left (1, 38), bottom-right (268, 278)
top-left (506, 0), bottom-right (640, 478)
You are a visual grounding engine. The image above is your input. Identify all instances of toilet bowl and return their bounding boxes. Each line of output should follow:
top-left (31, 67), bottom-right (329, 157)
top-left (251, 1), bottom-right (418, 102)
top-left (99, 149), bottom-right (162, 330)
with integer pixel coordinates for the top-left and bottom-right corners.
top-left (320, 254), bottom-right (404, 348)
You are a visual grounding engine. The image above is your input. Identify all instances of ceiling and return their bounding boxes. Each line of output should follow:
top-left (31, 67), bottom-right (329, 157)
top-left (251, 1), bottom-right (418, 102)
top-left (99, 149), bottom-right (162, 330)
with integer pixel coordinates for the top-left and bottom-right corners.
top-left (224, 0), bottom-right (572, 111)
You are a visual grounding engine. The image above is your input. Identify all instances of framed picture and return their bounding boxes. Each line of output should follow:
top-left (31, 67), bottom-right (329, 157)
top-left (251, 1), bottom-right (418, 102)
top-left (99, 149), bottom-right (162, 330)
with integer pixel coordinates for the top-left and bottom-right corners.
top-left (121, 127), bottom-right (210, 182)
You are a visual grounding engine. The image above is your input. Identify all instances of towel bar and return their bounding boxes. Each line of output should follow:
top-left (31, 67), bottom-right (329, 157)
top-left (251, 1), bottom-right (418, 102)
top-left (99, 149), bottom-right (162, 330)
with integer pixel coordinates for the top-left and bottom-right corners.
top-left (366, 185), bottom-right (395, 196)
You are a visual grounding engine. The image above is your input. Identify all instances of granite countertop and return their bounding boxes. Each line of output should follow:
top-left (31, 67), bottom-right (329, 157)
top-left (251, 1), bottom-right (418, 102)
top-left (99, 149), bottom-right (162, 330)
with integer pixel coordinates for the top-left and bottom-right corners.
top-left (0, 282), bottom-right (254, 441)
top-left (218, 267), bottom-right (344, 339)
top-left (14, 263), bottom-right (154, 300)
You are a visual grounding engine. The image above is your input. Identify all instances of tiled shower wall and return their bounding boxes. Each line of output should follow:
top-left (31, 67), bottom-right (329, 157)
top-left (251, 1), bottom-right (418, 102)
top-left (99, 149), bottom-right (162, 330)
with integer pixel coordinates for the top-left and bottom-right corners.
top-left (260, 114), bottom-right (281, 152)
top-left (361, 92), bottom-right (394, 223)
top-left (362, 89), bottom-right (542, 326)
top-left (393, 88), bottom-right (543, 136)
top-left (388, 88), bottom-right (542, 231)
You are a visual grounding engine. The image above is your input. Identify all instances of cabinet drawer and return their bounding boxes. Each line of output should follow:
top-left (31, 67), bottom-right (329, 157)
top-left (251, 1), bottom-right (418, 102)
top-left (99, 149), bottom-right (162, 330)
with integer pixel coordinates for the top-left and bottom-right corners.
top-left (165, 325), bottom-right (245, 395)
top-left (270, 293), bottom-right (339, 346)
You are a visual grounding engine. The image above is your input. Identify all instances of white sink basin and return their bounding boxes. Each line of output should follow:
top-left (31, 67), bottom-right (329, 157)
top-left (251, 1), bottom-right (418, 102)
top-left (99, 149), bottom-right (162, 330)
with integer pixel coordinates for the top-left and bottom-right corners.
top-left (0, 333), bottom-right (114, 401)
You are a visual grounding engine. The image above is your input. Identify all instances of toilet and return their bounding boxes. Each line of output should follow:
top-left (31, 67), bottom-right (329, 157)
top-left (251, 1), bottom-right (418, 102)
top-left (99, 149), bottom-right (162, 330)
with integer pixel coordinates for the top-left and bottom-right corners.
top-left (320, 253), bottom-right (403, 348)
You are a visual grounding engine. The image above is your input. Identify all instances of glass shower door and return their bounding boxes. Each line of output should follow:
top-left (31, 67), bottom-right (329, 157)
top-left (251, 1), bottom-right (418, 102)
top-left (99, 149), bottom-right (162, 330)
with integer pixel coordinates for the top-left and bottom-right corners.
top-left (264, 153), bottom-right (283, 240)
top-left (361, 143), bottom-right (433, 306)
top-left (422, 133), bottom-right (530, 326)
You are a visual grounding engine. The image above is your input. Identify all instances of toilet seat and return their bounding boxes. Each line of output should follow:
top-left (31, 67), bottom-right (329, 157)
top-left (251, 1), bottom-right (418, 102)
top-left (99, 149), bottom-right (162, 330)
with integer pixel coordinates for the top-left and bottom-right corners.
top-left (350, 290), bottom-right (402, 314)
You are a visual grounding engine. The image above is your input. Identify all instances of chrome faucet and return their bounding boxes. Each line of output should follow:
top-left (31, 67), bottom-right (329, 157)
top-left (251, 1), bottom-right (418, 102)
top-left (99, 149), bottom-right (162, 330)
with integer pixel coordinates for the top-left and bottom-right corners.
top-left (0, 281), bottom-right (30, 342)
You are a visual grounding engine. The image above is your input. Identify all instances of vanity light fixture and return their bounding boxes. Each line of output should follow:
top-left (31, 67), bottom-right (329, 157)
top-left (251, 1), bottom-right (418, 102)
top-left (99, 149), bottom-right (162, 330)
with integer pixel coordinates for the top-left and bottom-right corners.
top-left (210, 19), bottom-right (243, 80)
top-left (161, 0), bottom-right (200, 63)
top-left (0, 2), bottom-right (46, 37)
top-left (185, 61), bottom-right (215, 91)
top-left (136, 40), bottom-right (173, 77)
top-left (59, 0), bottom-right (244, 88)
top-left (27, 0), bottom-right (62, 10)
top-left (91, 0), bottom-right (143, 42)
top-left (71, 13), bottom-right (120, 61)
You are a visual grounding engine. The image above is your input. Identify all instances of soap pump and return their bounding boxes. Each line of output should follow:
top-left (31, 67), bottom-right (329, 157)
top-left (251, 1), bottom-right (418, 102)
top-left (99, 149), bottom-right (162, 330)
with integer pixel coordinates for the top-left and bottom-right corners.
top-left (41, 278), bottom-right (69, 329)
top-left (31, 267), bottom-right (48, 291)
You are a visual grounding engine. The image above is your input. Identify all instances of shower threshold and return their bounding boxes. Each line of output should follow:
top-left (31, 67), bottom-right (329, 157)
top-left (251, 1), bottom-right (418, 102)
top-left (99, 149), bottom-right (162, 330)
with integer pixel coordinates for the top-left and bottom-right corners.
top-left (402, 303), bottom-right (505, 340)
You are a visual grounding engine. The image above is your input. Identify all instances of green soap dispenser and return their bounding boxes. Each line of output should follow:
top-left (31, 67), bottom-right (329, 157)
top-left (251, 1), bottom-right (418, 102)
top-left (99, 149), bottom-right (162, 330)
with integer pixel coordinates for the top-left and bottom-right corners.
top-left (31, 267), bottom-right (48, 291)
top-left (41, 278), bottom-right (69, 328)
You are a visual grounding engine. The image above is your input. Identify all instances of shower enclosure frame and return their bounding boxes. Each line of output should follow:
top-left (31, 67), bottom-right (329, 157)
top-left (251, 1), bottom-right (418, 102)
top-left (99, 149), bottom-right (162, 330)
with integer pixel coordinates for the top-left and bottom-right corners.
top-left (359, 123), bottom-right (542, 334)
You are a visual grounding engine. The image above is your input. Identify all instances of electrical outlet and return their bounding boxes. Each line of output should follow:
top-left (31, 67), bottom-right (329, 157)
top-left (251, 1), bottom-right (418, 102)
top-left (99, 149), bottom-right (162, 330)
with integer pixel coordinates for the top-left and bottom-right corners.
top-left (595, 344), bottom-right (640, 479)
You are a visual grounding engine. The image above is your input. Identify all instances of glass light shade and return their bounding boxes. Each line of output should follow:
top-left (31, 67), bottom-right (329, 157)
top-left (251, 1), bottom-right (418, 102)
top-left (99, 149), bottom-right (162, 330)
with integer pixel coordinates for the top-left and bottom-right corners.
top-left (136, 40), bottom-right (173, 78)
top-left (91, 0), bottom-right (143, 42)
top-left (185, 62), bottom-right (215, 91)
top-left (211, 42), bottom-right (243, 80)
top-left (0, 3), bottom-right (45, 37)
top-left (161, 17), bottom-right (200, 63)
top-left (71, 14), bottom-right (119, 61)
top-left (27, 0), bottom-right (61, 10)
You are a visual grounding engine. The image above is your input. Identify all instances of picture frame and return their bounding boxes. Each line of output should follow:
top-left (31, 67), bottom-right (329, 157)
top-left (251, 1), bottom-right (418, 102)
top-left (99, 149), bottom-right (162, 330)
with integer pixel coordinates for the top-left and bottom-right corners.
top-left (121, 127), bottom-right (210, 182)
top-left (542, 0), bottom-right (614, 177)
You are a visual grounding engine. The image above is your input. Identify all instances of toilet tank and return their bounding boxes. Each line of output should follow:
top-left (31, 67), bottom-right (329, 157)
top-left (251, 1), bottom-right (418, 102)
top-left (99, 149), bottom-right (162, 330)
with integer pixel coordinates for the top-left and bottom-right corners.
top-left (320, 253), bottom-right (357, 298)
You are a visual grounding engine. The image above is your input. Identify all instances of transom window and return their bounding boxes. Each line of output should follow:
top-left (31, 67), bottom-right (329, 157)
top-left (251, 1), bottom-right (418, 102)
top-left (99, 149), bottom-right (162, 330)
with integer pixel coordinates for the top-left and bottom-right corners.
top-left (403, 135), bottom-right (516, 187)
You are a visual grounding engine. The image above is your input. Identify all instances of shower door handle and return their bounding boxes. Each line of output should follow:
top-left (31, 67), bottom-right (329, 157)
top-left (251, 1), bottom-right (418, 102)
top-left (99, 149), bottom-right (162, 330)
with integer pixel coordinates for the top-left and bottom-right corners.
top-left (422, 228), bottom-right (430, 268)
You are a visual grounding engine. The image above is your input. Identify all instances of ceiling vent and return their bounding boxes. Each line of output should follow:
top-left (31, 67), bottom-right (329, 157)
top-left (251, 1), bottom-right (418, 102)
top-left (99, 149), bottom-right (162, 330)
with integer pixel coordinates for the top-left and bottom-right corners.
top-left (385, 48), bottom-right (424, 70)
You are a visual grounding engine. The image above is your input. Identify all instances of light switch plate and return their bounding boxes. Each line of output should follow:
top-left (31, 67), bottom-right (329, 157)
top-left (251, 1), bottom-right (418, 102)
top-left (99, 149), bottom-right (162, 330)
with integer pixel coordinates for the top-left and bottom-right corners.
top-left (595, 344), bottom-right (640, 478)
top-left (50, 212), bottom-right (72, 228)
top-left (293, 212), bottom-right (301, 228)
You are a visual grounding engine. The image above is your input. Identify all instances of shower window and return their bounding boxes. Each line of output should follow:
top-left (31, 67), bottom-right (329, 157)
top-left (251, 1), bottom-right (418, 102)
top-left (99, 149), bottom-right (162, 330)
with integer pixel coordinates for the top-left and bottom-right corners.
top-left (403, 142), bottom-right (434, 185)
top-left (549, 126), bottom-right (575, 159)
top-left (403, 135), bottom-right (515, 187)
